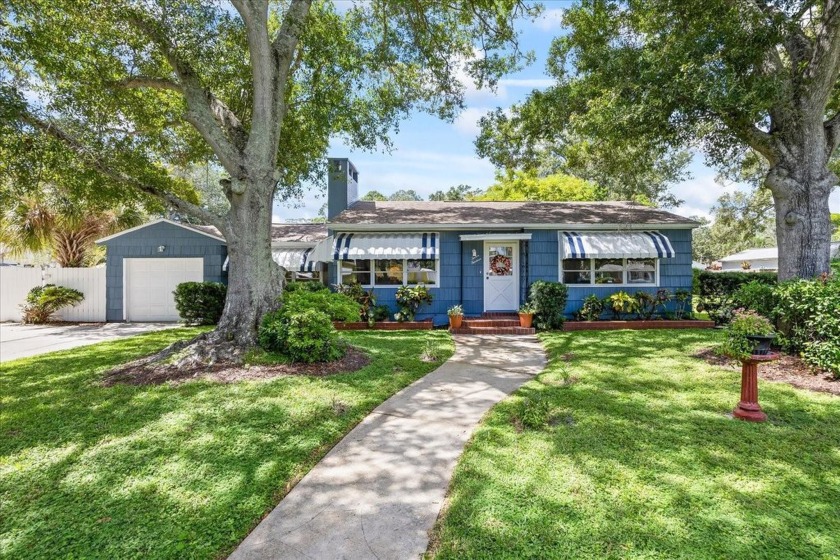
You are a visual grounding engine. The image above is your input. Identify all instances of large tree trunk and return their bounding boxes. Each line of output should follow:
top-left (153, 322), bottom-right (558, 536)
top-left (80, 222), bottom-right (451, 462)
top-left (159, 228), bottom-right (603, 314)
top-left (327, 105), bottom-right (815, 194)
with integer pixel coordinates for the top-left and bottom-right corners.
top-left (215, 179), bottom-right (284, 349)
top-left (765, 116), bottom-right (837, 281)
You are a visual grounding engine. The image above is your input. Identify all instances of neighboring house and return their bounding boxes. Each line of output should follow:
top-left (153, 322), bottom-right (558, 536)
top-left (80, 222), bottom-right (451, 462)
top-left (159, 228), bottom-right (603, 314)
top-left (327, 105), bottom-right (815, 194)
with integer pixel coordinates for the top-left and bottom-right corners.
top-left (95, 219), bottom-right (327, 322)
top-left (96, 158), bottom-right (701, 324)
top-left (717, 242), bottom-right (840, 272)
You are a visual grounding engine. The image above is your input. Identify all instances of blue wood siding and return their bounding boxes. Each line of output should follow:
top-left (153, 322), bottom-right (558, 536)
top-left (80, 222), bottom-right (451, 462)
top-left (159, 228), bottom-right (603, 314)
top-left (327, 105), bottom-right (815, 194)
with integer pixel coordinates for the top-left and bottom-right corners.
top-left (328, 228), bottom-right (694, 326)
top-left (101, 221), bottom-right (227, 322)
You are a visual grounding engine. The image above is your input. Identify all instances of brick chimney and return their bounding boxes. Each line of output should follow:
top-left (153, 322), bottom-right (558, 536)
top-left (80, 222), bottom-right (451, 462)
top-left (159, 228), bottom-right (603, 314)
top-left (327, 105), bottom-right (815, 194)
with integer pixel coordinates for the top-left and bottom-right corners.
top-left (327, 158), bottom-right (359, 220)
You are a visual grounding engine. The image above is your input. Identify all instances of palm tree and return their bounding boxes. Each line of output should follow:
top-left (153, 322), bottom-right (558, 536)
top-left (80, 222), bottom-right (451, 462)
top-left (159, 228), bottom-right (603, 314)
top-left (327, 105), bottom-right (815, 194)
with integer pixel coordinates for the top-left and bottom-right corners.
top-left (0, 189), bottom-right (144, 267)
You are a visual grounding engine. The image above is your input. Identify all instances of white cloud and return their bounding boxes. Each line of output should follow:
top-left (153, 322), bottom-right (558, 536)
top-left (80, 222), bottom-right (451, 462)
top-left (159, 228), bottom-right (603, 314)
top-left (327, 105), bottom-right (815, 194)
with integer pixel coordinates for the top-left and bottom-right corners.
top-left (498, 78), bottom-right (555, 89)
top-left (534, 8), bottom-right (566, 31)
top-left (453, 107), bottom-right (490, 137)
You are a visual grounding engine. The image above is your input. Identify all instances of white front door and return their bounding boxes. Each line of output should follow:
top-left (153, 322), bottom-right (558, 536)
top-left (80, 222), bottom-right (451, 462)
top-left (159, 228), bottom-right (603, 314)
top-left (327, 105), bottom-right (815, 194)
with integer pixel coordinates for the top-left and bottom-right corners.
top-left (483, 242), bottom-right (519, 312)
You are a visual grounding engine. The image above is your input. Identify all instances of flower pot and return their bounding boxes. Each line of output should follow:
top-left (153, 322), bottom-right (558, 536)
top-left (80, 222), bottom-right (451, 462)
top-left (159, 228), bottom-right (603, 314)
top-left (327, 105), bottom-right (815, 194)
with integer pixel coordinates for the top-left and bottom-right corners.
top-left (745, 334), bottom-right (775, 356)
top-left (449, 315), bottom-right (463, 329)
top-left (519, 313), bottom-right (533, 328)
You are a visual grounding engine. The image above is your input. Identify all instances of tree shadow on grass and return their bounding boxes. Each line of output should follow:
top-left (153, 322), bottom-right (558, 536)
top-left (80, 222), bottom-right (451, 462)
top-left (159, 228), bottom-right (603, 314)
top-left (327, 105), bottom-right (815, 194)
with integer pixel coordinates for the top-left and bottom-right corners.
top-left (432, 329), bottom-right (840, 560)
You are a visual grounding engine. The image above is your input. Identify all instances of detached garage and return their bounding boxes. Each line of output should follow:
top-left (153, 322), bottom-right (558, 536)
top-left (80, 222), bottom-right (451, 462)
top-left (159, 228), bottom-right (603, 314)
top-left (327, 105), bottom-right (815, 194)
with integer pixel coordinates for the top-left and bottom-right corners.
top-left (97, 219), bottom-right (227, 322)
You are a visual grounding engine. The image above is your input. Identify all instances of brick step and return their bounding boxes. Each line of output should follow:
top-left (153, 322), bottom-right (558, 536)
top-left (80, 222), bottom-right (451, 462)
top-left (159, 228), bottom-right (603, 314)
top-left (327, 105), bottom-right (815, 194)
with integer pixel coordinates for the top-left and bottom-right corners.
top-left (450, 326), bottom-right (536, 335)
top-left (462, 319), bottom-right (521, 328)
top-left (480, 312), bottom-right (520, 319)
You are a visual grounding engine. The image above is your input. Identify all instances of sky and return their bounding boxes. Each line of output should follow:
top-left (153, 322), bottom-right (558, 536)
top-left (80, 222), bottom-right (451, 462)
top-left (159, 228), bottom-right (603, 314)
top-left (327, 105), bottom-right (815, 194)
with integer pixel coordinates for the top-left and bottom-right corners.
top-left (273, 2), bottom-right (840, 223)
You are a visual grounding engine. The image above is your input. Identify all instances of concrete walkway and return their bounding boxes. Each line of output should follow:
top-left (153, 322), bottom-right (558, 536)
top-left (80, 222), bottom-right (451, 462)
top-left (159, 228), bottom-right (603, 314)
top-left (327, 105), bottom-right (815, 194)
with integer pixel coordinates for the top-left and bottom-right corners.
top-left (230, 334), bottom-right (546, 560)
top-left (0, 322), bottom-right (177, 363)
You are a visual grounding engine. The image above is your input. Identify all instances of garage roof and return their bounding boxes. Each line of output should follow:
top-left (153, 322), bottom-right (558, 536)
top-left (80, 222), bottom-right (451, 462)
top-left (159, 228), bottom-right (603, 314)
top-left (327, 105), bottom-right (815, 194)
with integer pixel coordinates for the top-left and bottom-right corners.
top-left (97, 219), bottom-right (329, 245)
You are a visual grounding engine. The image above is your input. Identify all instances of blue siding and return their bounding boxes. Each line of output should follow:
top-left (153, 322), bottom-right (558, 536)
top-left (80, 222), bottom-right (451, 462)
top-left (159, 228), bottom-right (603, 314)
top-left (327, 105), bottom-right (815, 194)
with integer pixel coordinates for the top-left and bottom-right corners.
top-left (327, 228), bottom-right (694, 325)
top-left (101, 221), bottom-right (227, 322)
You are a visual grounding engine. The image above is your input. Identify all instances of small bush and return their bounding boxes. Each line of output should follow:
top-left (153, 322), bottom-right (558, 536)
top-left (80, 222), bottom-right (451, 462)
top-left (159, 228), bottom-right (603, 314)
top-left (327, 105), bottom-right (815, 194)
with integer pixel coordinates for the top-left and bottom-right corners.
top-left (607, 290), bottom-right (638, 320)
top-left (696, 271), bottom-right (777, 325)
top-left (258, 308), bottom-right (345, 363)
top-left (21, 284), bottom-right (84, 324)
top-left (673, 288), bottom-right (693, 320)
top-left (528, 281), bottom-right (568, 330)
top-left (732, 281), bottom-right (777, 318)
top-left (371, 304), bottom-right (391, 321)
top-left (774, 276), bottom-right (840, 378)
top-left (284, 281), bottom-right (328, 293)
top-left (395, 284), bottom-right (433, 322)
top-left (283, 290), bottom-right (360, 322)
top-left (335, 282), bottom-right (376, 320)
top-left (173, 282), bottom-right (227, 325)
top-left (577, 294), bottom-right (605, 321)
top-left (283, 310), bottom-right (346, 363)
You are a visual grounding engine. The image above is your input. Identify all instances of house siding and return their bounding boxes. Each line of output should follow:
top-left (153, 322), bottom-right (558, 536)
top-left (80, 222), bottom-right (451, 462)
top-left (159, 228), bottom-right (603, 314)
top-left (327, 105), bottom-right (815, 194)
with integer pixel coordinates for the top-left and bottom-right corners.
top-left (327, 228), bottom-right (694, 326)
top-left (101, 221), bottom-right (227, 322)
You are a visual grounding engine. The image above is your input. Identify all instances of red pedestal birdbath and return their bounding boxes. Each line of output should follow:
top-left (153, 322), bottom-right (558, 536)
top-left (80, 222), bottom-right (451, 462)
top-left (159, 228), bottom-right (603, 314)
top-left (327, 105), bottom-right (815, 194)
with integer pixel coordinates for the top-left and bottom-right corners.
top-left (733, 352), bottom-right (780, 422)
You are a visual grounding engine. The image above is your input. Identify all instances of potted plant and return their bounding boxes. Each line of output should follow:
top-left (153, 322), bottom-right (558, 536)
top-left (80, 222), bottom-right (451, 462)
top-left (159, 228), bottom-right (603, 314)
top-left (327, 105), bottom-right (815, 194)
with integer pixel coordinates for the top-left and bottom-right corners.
top-left (447, 305), bottom-right (464, 328)
top-left (720, 309), bottom-right (776, 360)
top-left (518, 302), bottom-right (536, 328)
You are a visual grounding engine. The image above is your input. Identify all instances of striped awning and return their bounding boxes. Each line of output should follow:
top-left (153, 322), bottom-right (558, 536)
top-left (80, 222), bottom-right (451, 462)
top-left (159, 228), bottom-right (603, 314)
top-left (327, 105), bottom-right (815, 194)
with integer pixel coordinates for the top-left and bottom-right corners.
top-left (272, 248), bottom-right (319, 272)
top-left (560, 231), bottom-right (675, 259)
top-left (331, 233), bottom-right (438, 260)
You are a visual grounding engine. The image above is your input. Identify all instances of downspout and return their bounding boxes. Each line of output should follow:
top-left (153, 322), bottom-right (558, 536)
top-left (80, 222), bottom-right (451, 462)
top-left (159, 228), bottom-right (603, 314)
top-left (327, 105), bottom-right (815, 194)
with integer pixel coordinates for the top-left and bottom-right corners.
top-left (459, 239), bottom-right (464, 310)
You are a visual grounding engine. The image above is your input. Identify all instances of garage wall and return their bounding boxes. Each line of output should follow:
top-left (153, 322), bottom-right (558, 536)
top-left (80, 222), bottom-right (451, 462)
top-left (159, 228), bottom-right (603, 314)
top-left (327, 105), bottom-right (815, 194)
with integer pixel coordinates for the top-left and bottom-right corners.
top-left (100, 221), bottom-right (227, 322)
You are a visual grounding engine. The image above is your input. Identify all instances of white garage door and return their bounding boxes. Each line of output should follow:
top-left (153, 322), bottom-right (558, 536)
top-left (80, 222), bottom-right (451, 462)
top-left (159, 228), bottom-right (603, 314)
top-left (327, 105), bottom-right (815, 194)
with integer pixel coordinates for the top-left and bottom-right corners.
top-left (124, 258), bottom-right (204, 322)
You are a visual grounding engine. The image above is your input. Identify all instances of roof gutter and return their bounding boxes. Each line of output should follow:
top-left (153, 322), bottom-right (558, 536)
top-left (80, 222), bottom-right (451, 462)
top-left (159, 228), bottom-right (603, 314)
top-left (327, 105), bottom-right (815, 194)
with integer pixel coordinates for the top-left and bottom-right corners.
top-left (327, 222), bottom-right (700, 232)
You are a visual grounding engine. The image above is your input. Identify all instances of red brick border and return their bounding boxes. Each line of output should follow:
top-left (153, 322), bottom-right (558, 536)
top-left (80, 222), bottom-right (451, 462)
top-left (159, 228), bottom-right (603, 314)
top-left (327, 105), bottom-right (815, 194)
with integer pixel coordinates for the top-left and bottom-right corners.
top-left (333, 320), bottom-right (434, 331)
top-left (564, 320), bottom-right (715, 331)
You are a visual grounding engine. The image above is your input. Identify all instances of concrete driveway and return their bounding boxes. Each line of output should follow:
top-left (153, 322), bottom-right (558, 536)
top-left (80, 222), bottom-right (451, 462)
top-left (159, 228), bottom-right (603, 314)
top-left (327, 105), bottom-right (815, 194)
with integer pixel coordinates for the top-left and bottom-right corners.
top-left (0, 322), bottom-right (178, 363)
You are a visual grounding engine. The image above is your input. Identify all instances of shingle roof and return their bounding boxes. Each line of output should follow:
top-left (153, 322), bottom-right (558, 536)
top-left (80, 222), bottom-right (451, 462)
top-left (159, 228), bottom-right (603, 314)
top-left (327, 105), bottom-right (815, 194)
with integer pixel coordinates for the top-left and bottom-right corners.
top-left (185, 222), bottom-right (328, 243)
top-left (329, 201), bottom-right (700, 227)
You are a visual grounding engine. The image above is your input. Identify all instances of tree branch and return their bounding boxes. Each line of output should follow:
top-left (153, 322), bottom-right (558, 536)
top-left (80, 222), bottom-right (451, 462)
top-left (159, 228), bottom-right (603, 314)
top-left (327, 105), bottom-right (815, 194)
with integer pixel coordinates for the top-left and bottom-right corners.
top-left (117, 76), bottom-right (183, 92)
top-left (718, 112), bottom-right (779, 163)
top-left (20, 109), bottom-right (226, 234)
top-left (269, 0), bottom-right (312, 142)
top-left (805, 0), bottom-right (840, 105)
top-left (125, 13), bottom-right (246, 178)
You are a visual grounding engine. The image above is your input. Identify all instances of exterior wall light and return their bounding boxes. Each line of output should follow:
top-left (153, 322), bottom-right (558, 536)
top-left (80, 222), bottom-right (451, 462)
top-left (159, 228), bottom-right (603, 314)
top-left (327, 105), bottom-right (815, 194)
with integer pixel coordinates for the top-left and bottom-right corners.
top-left (157, 245), bottom-right (166, 253)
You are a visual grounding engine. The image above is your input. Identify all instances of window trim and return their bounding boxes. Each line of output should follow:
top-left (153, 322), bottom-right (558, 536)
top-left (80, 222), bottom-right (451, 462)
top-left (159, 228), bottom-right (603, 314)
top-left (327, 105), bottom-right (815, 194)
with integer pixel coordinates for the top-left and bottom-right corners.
top-left (559, 257), bottom-right (659, 287)
top-left (340, 258), bottom-right (440, 288)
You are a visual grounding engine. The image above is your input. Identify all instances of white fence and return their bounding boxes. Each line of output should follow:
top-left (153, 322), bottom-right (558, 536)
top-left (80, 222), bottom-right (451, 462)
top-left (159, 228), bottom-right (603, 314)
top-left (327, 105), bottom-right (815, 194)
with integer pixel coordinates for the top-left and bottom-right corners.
top-left (0, 267), bottom-right (106, 322)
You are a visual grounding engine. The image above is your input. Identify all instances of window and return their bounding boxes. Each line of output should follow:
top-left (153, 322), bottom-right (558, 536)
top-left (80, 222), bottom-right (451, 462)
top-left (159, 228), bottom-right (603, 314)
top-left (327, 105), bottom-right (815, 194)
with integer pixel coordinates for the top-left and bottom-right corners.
top-left (341, 258), bottom-right (438, 287)
top-left (561, 258), bottom-right (658, 286)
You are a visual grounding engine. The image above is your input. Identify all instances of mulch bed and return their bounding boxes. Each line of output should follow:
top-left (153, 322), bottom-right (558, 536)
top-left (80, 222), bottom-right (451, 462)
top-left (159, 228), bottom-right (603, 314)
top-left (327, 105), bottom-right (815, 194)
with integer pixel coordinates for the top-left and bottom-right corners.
top-left (694, 347), bottom-right (840, 397)
top-left (102, 346), bottom-right (371, 387)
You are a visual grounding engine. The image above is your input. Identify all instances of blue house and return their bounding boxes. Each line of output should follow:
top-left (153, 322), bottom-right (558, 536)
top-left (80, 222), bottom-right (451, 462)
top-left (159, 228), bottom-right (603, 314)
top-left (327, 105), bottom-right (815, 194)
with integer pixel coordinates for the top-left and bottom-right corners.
top-left (97, 157), bottom-right (699, 324)
top-left (314, 158), bottom-right (699, 326)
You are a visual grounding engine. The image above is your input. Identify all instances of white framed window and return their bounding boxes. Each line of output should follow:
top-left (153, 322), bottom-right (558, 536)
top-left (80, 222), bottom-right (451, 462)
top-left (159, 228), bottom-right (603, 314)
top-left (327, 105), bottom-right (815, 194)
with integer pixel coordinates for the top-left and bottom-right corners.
top-left (341, 258), bottom-right (438, 287)
top-left (285, 270), bottom-right (322, 283)
top-left (560, 258), bottom-right (658, 286)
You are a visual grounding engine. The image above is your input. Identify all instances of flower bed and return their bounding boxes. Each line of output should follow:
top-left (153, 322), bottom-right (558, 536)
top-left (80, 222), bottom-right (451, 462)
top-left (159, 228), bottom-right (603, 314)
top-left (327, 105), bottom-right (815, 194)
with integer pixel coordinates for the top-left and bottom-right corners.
top-left (564, 319), bottom-right (714, 331)
top-left (333, 320), bottom-right (434, 331)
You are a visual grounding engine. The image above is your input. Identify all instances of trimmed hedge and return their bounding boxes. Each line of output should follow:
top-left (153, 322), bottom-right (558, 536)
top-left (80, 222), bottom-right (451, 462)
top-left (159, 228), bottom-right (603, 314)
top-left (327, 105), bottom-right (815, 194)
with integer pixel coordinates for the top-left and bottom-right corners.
top-left (173, 282), bottom-right (227, 325)
top-left (696, 271), bottom-right (777, 324)
top-left (528, 281), bottom-right (568, 330)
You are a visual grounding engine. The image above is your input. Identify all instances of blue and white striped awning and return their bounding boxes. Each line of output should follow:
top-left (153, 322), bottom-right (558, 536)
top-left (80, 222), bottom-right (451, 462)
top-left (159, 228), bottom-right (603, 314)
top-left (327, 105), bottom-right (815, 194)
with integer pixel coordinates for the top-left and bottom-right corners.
top-left (560, 231), bottom-right (675, 259)
top-left (331, 233), bottom-right (438, 260)
top-left (273, 248), bottom-right (319, 272)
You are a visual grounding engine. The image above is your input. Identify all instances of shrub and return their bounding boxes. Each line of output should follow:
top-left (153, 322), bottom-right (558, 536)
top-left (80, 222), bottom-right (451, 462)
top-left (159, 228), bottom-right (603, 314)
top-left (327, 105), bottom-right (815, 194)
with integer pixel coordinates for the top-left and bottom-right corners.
top-left (673, 288), bottom-right (693, 320)
top-left (21, 284), bottom-right (84, 324)
top-left (394, 284), bottom-right (433, 322)
top-left (371, 304), bottom-right (391, 321)
top-left (732, 281), bottom-right (777, 318)
top-left (335, 282), bottom-right (376, 320)
top-left (283, 309), bottom-right (346, 363)
top-left (258, 308), bottom-right (345, 363)
top-left (283, 290), bottom-right (360, 322)
top-left (774, 276), bottom-right (840, 378)
top-left (527, 281), bottom-right (568, 330)
top-left (719, 309), bottom-right (775, 361)
top-left (577, 294), bottom-right (605, 321)
top-left (284, 281), bottom-right (328, 293)
top-left (518, 395), bottom-right (554, 429)
top-left (696, 271), bottom-right (777, 325)
top-left (173, 282), bottom-right (227, 325)
top-left (633, 290), bottom-right (670, 320)
top-left (608, 290), bottom-right (638, 320)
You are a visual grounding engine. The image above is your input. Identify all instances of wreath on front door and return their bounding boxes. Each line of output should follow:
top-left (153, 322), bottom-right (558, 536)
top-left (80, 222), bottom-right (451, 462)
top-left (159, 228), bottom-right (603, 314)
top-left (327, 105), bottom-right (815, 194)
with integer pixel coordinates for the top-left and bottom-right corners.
top-left (489, 254), bottom-right (512, 275)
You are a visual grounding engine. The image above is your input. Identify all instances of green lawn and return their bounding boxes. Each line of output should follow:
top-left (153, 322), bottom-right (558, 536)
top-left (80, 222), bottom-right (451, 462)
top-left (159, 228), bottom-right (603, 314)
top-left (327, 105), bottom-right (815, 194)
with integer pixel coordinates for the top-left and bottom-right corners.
top-left (429, 329), bottom-right (840, 560)
top-left (0, 328), bottom-right (453, 559)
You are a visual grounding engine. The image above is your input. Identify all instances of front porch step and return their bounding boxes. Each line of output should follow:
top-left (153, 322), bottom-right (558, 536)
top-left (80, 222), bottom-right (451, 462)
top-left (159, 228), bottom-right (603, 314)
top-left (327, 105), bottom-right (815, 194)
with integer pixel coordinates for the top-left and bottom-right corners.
top-left (450, 326), bottom-right (536, 335)
top-left (481, 312), bottom-right (520, 319)
top-left (462, 319), bottom-right (521, 328)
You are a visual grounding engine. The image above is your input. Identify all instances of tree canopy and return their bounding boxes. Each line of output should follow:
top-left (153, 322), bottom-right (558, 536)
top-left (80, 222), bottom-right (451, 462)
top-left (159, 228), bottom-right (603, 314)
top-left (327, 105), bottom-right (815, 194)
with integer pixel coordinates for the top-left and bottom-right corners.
top-left (692, 189), bottom-right (777, 263)
top-left (474, 169), bottom-right (602, 201)
top-left (478, 0), bottom-right (840, 278)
